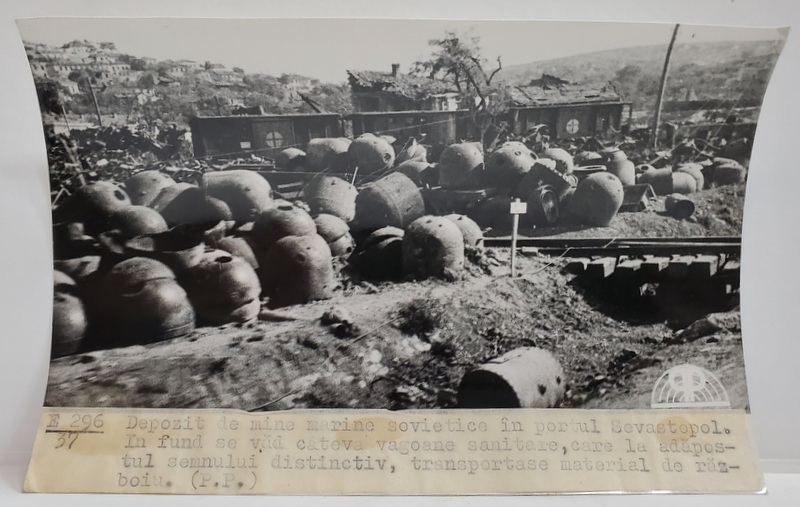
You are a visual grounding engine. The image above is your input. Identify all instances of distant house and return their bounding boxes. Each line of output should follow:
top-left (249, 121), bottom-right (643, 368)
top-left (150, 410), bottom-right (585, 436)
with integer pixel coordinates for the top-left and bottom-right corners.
top-left (137, 92), bottom-right (158, 105)
top-left (347, 64), bottom-right (460, 112)
top-left (166, 59), bottom-right (203, 78)
top-left (91, 53), bottom-right (116, 65)
top-left (51, 62), bottom-right (90, 77)
top-left (122, 70), bottom-right (146, 84)
top-left (59, 40), bottom-right (96, 63)
top-left (99, 63), bottom-right (131, 76)
top-left (166, 66), bottom-right (188, 79)
top-left (34, 47), bottom-right (62, 62)
top-left (279, 74), bottom-right (317, 96)
top-left (112, 88), bottom-right (158, 105)
top-left (507, 74), bottom-right (630, 139)
top-left (157, 77), bottom-right (181, 88)
top-left (47, 61), bottom-right (130, 81)
top-left (211, 69), bottom-right (244, 84)
top-left (29, 62), bottom-right (49, 78)
top-left (59, 80), bottom-right (81, 95)
top-left (177, 59), bottom-right (204, 71)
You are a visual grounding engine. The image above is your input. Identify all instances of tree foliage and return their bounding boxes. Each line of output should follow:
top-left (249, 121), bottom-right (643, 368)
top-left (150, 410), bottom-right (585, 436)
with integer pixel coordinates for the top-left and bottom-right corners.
top-left (35, 80), bottom-right (63, 116)
top-left (128, 58), bottom-right (148, 71)
top-left (412, 30), bottom-right (509, 148)
top-left (137, 73), bottom-right (156, 89)
top-left (307, 83), bottom-right (353, 115)
top-left (68, 69), bottom-right (97, 84)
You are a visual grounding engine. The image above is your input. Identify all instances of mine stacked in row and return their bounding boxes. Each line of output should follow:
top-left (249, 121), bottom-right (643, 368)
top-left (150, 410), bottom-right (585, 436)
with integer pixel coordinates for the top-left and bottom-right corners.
top-left (281, 134), bottom-right (634, 231)
top-left (454, 143), bottom-right (745, 229)
top-left (417, 141), bottom-right (630, 228)
top-left (51, 138), bottom-right (485, 357)
top-left (51, 130), bottom-right (748, 358)
top-left (52, 169), bottom-right (270, 357)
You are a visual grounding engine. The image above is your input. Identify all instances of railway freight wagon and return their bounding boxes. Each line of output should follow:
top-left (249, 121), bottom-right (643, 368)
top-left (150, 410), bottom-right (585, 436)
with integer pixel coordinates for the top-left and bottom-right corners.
top-left (507, 101), bottom-right (630, 140)
top-left (347, 110), bottom-right (470, 147)
top-left (190, 113), bottom-right (344, 158)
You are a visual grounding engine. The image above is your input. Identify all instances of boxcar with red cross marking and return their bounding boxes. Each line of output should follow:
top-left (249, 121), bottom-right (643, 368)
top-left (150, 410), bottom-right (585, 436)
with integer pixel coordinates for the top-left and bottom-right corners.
top-left (507, 101), bottom-right (631, 140)
top-left (506, 77), bottom-right (631, 140)
top-left (190, 113), bottom-right (345, 158)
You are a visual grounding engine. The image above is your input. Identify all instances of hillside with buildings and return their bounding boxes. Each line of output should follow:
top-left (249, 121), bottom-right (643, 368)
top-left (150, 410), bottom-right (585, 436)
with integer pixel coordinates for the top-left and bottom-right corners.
top-left (25, 37), bottom-right (782, 140)
top-left (24, 39), bottom-right (351, 129)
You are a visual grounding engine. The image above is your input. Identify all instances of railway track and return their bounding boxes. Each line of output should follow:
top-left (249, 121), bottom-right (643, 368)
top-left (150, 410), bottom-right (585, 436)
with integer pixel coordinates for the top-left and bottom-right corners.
top-left (485, 236), bottom-right (741, 283)
top-left (484, 235), bottom-right (741, 256)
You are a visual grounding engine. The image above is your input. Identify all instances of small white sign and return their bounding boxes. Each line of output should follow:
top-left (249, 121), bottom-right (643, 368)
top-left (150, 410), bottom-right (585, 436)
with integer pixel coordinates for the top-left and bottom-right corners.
top-left (240, 141), bottom-right (252, 149)
top-left (509, 201), bottom-right (528, 215)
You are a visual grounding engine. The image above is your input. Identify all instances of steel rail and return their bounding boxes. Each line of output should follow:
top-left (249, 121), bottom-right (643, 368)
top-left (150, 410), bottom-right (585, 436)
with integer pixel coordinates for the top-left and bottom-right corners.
top-left (484, 236), bottom-right (741, 257)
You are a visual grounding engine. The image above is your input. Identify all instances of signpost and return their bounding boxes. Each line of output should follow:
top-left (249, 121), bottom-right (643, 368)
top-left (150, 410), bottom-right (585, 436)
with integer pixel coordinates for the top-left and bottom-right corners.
top-left (509, 198), bottom-right (528, 277)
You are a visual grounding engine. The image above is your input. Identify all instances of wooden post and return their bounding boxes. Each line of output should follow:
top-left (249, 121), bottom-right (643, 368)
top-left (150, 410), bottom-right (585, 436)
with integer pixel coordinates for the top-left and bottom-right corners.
top-left (509, 198), bottom-right (527, 277)
top-left (59, 102), bottom-right (72, 132)
top-left (84, 77), bottom-right (103, 127)
top-left (652, 23), bottom-right (680, 149)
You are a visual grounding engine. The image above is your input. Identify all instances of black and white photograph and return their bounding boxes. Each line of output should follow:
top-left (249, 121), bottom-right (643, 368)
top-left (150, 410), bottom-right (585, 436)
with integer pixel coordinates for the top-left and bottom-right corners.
top-left (18, 17), bottom-right (786, 412)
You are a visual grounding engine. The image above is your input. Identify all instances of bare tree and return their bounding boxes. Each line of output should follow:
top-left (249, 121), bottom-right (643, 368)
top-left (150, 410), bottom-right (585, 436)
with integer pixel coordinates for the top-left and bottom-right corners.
top-left (413, 30), bottom-right (509, 149)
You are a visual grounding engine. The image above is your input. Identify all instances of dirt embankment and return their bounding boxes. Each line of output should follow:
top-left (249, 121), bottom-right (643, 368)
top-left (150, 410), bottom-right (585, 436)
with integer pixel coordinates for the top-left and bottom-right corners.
top-left (46, 244), bottom-right (746, 412)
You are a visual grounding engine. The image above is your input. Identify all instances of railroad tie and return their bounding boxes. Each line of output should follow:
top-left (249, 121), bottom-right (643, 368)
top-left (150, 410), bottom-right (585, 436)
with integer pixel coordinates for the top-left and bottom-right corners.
top-left (565, 258), bottom-right (590, 274)
top-left (615, 258), bottom-right (643, 279)
top-left (586, 257), bottom-right (617, 278)
top-left (641, 256), bottom-right (670, 278)
top-left (688, 254), bottom-right (721, 279)
top-left (665, 255), bottom-right (694, 279)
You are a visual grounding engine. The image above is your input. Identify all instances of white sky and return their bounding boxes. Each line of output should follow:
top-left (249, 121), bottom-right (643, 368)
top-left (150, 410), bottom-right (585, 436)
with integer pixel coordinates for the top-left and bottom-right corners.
top-left (16, 18), bottom-right (788, 82)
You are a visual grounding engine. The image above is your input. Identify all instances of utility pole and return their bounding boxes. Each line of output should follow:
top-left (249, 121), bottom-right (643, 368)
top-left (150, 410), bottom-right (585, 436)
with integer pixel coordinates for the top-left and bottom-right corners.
top-left (652, 23), bottom-right (680, 149)
top-left (83, 76), bottom-right (103, 127)
top-left (298, 92), bottom-right (324, 113)
top-left (60, 102), bottom-right (72, 132)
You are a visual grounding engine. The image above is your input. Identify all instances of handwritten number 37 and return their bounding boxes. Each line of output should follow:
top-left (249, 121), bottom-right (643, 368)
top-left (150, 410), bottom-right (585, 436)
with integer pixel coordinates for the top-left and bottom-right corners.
top-left (55, 432), bottom-right (79, 450)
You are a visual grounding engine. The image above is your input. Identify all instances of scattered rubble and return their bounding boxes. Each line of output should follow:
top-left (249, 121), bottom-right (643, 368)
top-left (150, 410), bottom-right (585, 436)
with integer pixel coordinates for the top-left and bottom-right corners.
top-left (671, 310), bottom-right (742, 344)
top-left (320, 307), bottom-right (360, 338)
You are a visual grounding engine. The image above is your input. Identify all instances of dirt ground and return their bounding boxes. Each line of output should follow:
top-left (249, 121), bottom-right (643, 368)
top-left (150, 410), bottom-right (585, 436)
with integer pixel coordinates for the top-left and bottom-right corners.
top-left (46, 183), bottom-right (748, 412)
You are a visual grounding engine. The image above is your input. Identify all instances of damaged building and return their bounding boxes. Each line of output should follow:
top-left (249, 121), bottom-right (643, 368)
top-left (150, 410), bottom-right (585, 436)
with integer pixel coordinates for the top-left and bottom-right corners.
top-left (346, 64), bottom-right (468, 145)
top-left (346, 63), bottom-right (461, 113)
top-left (507, 74), bottom-right (631, 140)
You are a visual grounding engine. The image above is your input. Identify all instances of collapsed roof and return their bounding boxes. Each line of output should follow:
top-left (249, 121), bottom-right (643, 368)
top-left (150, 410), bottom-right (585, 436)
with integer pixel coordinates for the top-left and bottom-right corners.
top-left (510, 74), bottom-right (623, 107)
top-left (346, 69), bottom-right (457, 101)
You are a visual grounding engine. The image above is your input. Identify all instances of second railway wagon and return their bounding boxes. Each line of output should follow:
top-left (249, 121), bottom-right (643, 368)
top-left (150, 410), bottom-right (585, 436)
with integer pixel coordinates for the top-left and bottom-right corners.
top-left (347, 110), bottom-right (470, 147)
top-left (190, 113), bottom-right (345, 158)
top-left (190, 110), bottom-right (471, 160)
